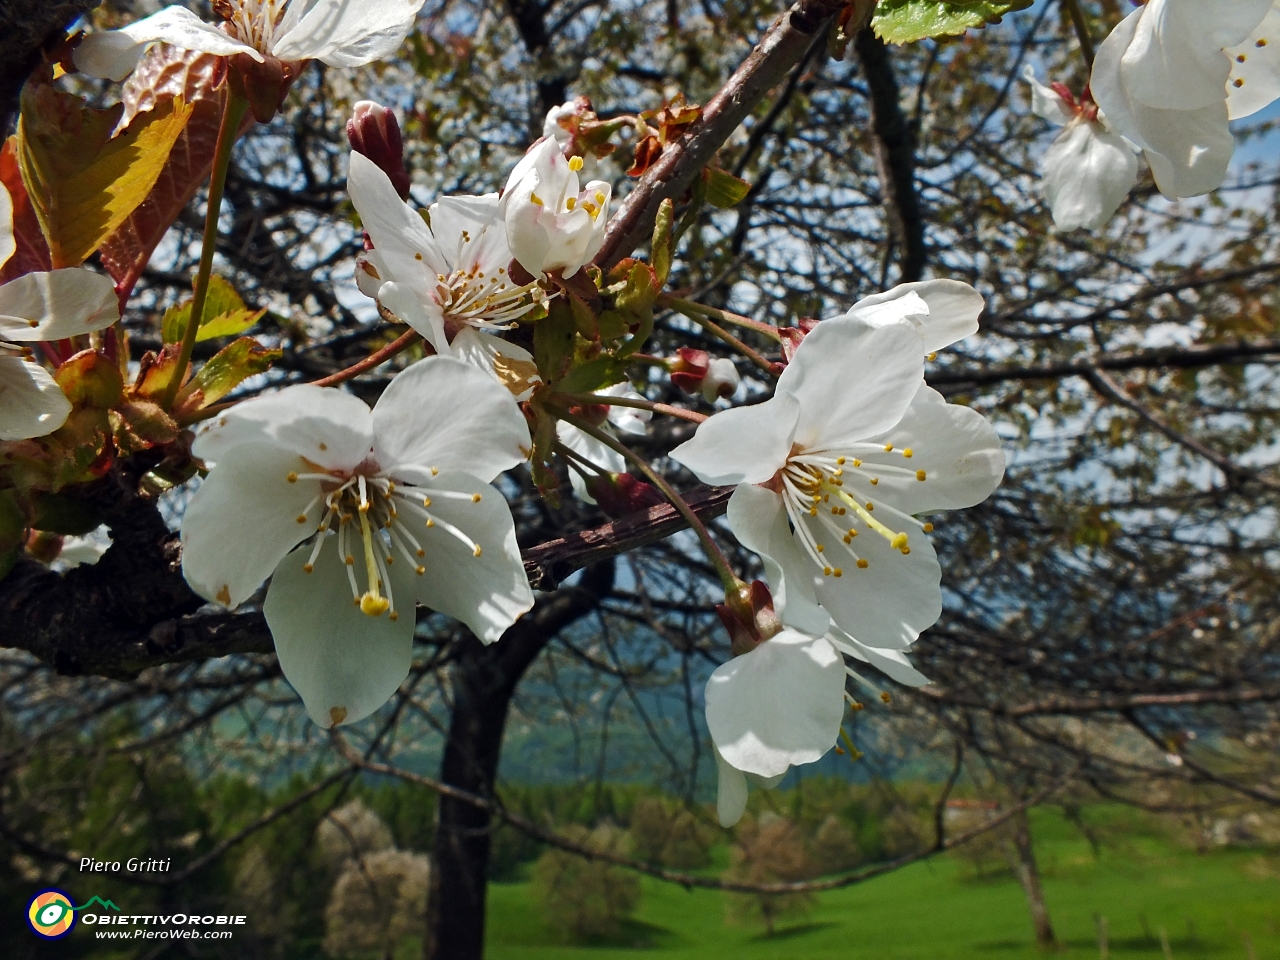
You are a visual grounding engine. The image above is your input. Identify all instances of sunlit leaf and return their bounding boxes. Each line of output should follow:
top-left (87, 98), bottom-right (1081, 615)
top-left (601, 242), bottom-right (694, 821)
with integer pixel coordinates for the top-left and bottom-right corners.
top-left (17, 80), bottom-right (194, 268)
top-left (872, 0), bottom-right (1034, 44)
top-left (161, 275), bottom-right (266, 344)
top-left (172, 337), bottom-right (280, 420)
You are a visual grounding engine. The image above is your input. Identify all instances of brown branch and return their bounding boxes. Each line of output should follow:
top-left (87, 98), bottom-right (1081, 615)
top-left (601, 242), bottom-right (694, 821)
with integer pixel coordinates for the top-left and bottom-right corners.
top-left (1084, 367), bottom-right (1280, 491)
top-left (855, 28), bottom-right (926, 283)
top-left (929, 338), bottom-right (1280, 388)
top-left (918, 684), bottom-right (1280, 717)
top-left (593, 0), bottom-right (848, 269)
top-left (522, 484), bottom-right (733, 590)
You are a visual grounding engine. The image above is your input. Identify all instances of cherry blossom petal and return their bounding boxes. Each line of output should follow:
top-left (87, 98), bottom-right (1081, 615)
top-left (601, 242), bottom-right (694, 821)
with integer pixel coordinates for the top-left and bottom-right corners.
top-left (377, 281), bottom-right (449, 354)
top-left (845, 280), bottom-right (984, 355)
top-left (1022, 64), bottom-right (1075, 125)
top-left (705, 629), bottom-right (845, 779)
top-left (855, 385), bottom-right (1005, 516)
top-left (1038, 118), bottom-right (1140, 231)
top-left (75, 5), bottom-right (261, 81)
top-left (449, 327), bottom-right (541, 401)
top-left (373, 357), bottom-right (529, 483)
top-left (181, 442), bottom-right (328, 608)
top-left (427, 194), bottom-right (509, 275)
top-left (670, 391), bottom-right (800, 486)
top-left (348, 152), bottom-right (449, 283)
top-left (827, 630), bottom-right (930, 686)
top-left (1093, 9), bottom-right (1236, 198)
top-left (192, 384), bottom-right (374, 471)
top-left (0, 357), bottom-right (71, 441)
top-left (714, 749), bottom-right (750, 827)
top-left (726, 483), bottom-right (830, 637)
top-left (777, 318), bottom-right (924, 450)
top-left (1121, 0), bottom-right (1271, 111)
top-left (813, 520), bottom-right (942, 650)
top-left (0, 183), bottom-right (14, 270)
top-left (272, 0), bottom-right (423, 67)
top-left (265, 544), bottom-right (415, 727)
top-left (502, 138), bottom-right (610, 277)
top-left (0, 269), bottom-right (120, 341)
top-left (400, 470), bottom-right (533, 643)
top-left (1228, 5), bottom-right (1280, 120)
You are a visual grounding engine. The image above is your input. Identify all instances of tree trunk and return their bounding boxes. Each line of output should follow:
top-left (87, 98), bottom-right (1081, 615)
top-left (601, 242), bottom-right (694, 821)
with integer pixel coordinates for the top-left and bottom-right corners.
top-left (423, 562), bottom-right (613, 960)
top-left (1, 0), bottom-right (100, 133)
top-left (1009, 808), bottom-right (1057, 949)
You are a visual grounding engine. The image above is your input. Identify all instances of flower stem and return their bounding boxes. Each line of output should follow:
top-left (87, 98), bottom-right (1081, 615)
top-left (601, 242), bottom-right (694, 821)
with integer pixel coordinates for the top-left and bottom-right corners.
top-left (552, 404), bottom-right (740, 593)
top-left (555, 391), bottom-right (708, 424)
top-left (311, 328), bottom-right (425, 388)
top-left (159, 90), bottom-right (251, 411)
top-left (658, 294), bottom-right (782, 342)
top-left (663, 299), bottom-right (780, 376)
top-left (1063, 0), bottom-right (1095, 71)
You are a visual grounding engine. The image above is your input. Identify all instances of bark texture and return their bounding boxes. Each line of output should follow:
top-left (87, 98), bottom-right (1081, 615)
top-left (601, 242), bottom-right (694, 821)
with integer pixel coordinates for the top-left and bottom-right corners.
top-left (424, 561), bottom-right (615, 960)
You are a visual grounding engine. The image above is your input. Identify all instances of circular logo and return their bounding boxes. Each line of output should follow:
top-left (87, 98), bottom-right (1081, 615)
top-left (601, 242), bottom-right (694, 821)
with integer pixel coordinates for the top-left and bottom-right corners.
top-left (27, 889), bottom-right (76, 939)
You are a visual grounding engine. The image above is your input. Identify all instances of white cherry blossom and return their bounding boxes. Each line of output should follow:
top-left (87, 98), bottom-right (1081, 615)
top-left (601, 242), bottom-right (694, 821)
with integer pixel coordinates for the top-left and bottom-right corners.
top-left (557, 383), bottom-right (651, 503)
top-left (838, 279), bottom-right (983, 356)
top-left (0, 186), bottom-right (121, 441)
top-left (1228, 3), bottom-right (1280, 120)
top-left (76, 0), bottom-right (425, 82)
top-left (347, 152), bottom-right (545, 398)
top-left (672, 315), bottom-right (1004, 649)
top-left (1091, 0), bottom-right (1272, 198)
top-left (502, 138), bottom-right (612, 279)
top-left (180, 357), bottom-right (534, 728)
top-left (1023, 67), bottom-right (1140, 231)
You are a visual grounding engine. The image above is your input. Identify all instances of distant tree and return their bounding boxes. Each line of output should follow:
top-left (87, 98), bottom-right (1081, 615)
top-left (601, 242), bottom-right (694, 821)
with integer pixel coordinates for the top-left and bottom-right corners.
top-left (317, 799), bottom-right (396, 873)
top-left (323, 848), bottom-right (431, 960)
top-left (812, 814), bottom-right (862, 875)
top-left (629, 797), bottom-right (713, 868)
top-left (726, 813), bottom-right (816, 936)
top-left (531, 824), bottom-right (641, 941)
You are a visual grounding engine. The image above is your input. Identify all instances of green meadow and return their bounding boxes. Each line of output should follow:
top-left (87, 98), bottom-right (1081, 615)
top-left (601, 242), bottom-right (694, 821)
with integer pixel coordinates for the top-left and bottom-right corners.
top-left (485, 809), bottom-right (1280, 960)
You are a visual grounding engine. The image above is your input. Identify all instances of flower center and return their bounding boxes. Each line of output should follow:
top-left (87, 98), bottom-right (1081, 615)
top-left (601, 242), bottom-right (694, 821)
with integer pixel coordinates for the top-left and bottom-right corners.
top-left (433, 265), bottom-right (545, 335)
top-left (213, 0), bottom-right (288, 53)
top-left (775, 444), bottom-right (932, 578)
top-left (287, 463), bottom-right (487, 619)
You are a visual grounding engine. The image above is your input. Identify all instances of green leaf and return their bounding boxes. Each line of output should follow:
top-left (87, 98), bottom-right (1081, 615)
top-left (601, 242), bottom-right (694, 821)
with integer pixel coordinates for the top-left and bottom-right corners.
top-left (111, 400), bottom-right (179, 453)
top-left (54, 350), bottom-right (124, 409)
top-left (702, 166), bottom-right (751, 209)
top-left (651, 198), bottom-right (674, 285)
top-left (558, 358), bottom-right (630, 396)
top-left (534, 300), bottom-right (578, 385)
top-left (161, 274), bottom-right (266, 344)
top-left (17, 82), bottom-right (193, 267)
top-left (172, 338), bottom-right (280, 420)
top-left (31, 494), bottom-right (102, 536)
top-left (872, 0), bottom-right (1034, 44)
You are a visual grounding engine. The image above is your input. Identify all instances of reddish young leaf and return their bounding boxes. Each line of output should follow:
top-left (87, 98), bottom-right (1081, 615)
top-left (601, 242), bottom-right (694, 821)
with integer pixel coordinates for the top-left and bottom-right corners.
top-left (0, 139), bottom-right (52, 283)
top-left (99, 46), bottom-right (253, 300)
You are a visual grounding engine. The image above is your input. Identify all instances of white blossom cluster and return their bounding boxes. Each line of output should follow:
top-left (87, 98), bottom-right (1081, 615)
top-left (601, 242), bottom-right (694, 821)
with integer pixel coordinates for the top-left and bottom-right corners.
top-left (1026, 0), bottom-right (1280, 231)
top-left (13, 0), bottom-right (1017, 828)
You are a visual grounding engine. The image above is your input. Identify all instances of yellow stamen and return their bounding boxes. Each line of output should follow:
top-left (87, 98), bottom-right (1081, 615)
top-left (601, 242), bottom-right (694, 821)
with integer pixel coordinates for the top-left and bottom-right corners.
top-left (286, 472), bottom-right (298, 483)
top-left (916, 470), bottom-right (927, 481)
top-left (569, 156), bottom-right (584, 171)
top-left (923, 523), bottom-right (934, 533)
top-left (530, 192), bottom-right (544, 206)
top-left (902, 448), bottom-right (913, 458)
top-left (856, 559), bottom-right (869, 569)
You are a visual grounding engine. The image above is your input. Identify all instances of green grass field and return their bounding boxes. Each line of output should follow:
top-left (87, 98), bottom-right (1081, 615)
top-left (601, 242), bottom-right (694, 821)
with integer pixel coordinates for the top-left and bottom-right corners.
top-left (485, 809), bottom-right (1280, 960)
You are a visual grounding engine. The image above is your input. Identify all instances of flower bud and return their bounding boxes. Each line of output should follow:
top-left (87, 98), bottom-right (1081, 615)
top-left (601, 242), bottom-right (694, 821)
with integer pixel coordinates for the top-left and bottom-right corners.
top-left (502, 137), bottom-right (612, 279)
top-left (716, 579), bottom-right (782, 657)
top-left (581, 471), bottom-right (665, 519)
top-left (355, 252), bottom-right (386, 299)
top-left (668, 347), bottom-right (709, 394)
top-left (228, 51), bottom-right (298, 124)
top-left (347, 101), bottom-right (411, 200)
top-left (779, 317), bottom-right (819, 364)
top-left (701, 358), bottom-right (740, 402)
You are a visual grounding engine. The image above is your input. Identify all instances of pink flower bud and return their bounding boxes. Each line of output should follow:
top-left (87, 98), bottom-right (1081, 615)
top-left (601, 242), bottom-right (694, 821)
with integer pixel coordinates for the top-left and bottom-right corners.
top-left (669, 347), bottom-right (709, 394)
top-left (347, 101), bottom-right (411, 200)
top-left (779, 317), bottom-right (819, 364)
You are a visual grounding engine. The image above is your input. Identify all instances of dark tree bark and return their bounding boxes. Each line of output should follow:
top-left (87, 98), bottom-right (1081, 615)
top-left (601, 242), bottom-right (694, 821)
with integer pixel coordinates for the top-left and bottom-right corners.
top-left (0, 0), bottom-right (100, 133)
top-left (1008, 808), bottom-right (1058, 949)
top-left (854, 28), bottom-right (926, 283)
top-left (424, 561), bottom-right (615, 960)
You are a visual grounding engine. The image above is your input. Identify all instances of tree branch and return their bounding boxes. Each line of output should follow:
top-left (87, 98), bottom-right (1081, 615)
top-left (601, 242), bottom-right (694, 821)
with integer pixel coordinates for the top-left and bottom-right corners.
top-left (593, 0), bottom-right (847, 268)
